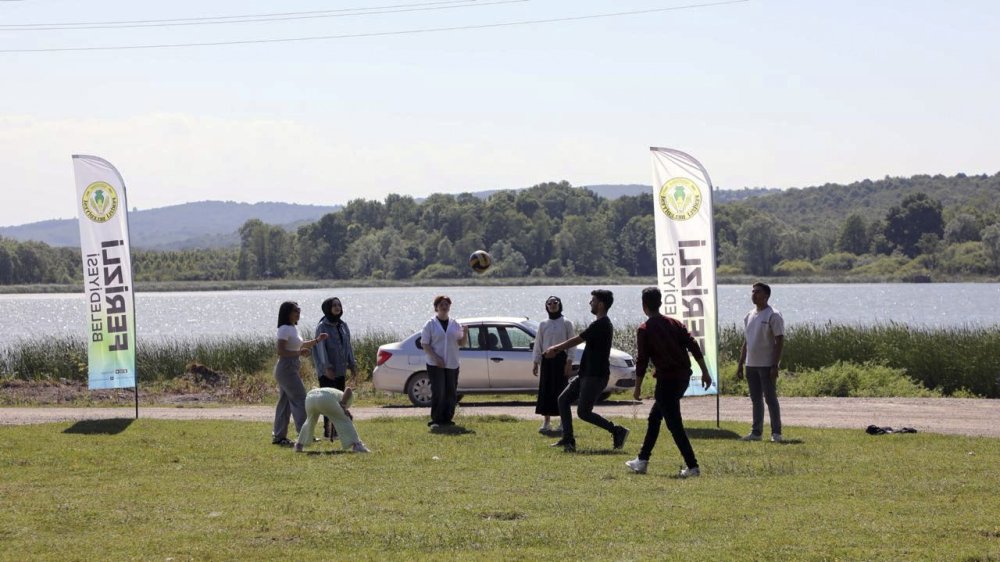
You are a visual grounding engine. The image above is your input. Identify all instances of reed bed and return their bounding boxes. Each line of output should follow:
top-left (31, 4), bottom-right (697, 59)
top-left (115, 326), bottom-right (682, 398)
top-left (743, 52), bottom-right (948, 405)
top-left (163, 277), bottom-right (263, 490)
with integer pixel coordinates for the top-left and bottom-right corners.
top-left (3, 324), bottom-right (998, 398)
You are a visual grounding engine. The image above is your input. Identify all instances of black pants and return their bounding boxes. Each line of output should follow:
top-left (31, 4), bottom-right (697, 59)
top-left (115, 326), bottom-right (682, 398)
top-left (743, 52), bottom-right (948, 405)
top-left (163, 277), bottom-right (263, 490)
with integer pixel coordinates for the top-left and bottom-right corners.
top-left (318, 375), bottom-right (345, 436)
top-left (428, 365), bottom-right (459, 425)
top-left (558, 375), bottom-right (615, 442)
top-left (638, 376), bottom-right (698, 469)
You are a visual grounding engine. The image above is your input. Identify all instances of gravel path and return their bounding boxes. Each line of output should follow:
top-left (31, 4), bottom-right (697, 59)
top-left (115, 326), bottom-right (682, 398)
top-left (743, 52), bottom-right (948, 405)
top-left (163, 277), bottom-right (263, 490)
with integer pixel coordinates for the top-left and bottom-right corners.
top-left (2, 397), bottom-right (997, 437)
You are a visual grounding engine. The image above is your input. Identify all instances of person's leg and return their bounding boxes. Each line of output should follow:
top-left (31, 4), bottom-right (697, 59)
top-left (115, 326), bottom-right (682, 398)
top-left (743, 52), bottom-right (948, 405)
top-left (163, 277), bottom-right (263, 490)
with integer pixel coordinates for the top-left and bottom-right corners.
top-left (272, 361), bottom-right (293, 440)
top-left (320, 394), bottom-right (360, 449)
top-left (428, 365), bottom-right (445, 425)
top-left (442, 368), bottom-right (459, 423)
top-left (661, 377), bottom-right (698, 469)
top-left (637, 401), bottom-right (664, 461)
top-left (318, 374), bottom-right (337, 437)
top-left (759, 369), bottom-right (782, 435)
top-left (745, 367), bottom-right (766, 436)
top-left (576, 376), bottom-right (615, 433)
top-left (296, 393), bottom-right (321, 449)
top-left (557, 376), bottom-right (581, 442)
top-left (284, 374), bottom-right (308, 433)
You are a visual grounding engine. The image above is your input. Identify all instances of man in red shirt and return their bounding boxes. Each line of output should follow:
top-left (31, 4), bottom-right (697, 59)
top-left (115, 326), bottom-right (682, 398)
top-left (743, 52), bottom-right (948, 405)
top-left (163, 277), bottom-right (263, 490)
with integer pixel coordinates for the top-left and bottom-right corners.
top-left (625, 287), bottom-right (712, 477)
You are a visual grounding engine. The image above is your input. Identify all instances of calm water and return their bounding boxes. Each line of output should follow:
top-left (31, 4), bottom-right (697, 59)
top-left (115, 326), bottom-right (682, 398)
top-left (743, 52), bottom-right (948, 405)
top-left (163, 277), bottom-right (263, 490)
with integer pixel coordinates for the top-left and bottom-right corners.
top-left (2, 283), bottom-right (999, 346)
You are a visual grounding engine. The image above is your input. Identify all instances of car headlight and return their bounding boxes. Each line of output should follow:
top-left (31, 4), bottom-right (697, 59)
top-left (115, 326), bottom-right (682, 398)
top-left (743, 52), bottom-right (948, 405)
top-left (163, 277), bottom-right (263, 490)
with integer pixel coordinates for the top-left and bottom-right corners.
top-left (610, 356), bottom-right (632, 368)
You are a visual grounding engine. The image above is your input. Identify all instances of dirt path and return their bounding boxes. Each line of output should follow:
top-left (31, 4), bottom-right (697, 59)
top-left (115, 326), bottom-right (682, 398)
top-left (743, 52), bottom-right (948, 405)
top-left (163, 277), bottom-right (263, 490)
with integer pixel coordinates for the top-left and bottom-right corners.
top-left (2, 397), bottom-right (997, 437)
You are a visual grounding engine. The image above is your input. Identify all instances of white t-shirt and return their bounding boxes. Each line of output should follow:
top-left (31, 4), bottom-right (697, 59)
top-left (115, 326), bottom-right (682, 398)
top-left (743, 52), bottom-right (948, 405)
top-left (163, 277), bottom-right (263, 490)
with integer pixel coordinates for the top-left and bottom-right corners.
top-left (277, 324), bottom-right (303, 351)
top-left (743, 306), bottom-right (784, 367)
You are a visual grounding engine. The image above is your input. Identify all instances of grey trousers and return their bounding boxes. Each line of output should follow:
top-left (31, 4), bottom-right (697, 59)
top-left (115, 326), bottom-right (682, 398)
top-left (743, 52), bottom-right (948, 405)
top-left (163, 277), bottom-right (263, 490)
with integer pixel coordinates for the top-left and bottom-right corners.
top-left (746, 366), bottom-right (782, 436)
top-left (273, 357), bottom-right (307, 440)
top-left (558, 375), bottom-right (615, 441)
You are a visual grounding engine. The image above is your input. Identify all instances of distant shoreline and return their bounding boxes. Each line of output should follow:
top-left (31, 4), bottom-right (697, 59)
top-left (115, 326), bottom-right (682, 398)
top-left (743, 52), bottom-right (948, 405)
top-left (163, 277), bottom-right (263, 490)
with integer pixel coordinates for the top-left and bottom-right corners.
top-left (3, 274), bottom-right (999, 294)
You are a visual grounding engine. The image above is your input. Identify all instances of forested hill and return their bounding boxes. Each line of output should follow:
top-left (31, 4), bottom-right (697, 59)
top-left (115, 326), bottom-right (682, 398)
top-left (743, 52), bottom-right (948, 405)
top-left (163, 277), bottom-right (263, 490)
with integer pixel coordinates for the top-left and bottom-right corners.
top-left (737, 173), bottom-right (1000, 233)
top-left (0, 201), bottom-right (341, 250)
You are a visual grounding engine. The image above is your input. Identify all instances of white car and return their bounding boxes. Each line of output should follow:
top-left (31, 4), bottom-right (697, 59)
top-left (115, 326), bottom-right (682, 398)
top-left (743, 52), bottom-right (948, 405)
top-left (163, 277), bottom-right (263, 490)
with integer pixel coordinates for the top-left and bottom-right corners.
top-left (372, 317), bottom-right (637, 406)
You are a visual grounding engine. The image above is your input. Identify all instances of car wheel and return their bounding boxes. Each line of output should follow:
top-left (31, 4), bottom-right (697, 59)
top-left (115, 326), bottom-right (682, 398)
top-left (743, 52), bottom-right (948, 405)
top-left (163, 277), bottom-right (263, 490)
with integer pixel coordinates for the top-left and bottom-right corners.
top-left (598, 391), bottom-right (612, 403)
top-left (406, 371), bottom-right (433, 407)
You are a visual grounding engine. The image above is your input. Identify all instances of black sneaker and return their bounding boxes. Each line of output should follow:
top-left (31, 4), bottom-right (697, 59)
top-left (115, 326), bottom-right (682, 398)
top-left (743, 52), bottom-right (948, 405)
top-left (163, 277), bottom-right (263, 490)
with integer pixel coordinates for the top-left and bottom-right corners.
top-left (550, 438), bottom-right (576, 452)
top-left (612, 426), bottom-right (630, 450)
top-left (271, 437), bottom-right (294, 446)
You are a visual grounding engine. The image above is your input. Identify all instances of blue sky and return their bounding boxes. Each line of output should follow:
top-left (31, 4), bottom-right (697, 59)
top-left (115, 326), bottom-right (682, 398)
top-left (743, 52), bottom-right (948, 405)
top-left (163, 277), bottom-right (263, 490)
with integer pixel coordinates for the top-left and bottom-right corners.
top-left (1, 0), bottom-right (997, 226)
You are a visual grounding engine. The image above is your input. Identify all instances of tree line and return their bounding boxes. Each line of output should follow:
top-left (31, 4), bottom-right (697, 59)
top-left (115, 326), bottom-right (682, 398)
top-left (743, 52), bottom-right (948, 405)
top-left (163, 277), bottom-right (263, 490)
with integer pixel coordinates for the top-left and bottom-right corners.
top-left (3, 174), bottom-right (1000, 286)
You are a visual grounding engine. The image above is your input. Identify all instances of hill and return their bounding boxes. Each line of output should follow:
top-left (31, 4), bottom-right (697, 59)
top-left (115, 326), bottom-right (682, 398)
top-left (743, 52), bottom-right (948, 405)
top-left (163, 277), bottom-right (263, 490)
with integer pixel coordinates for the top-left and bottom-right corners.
top-left (0, 201), bottom-right (341, 250)
top-left (735, 172), bottom-right (1000, 230)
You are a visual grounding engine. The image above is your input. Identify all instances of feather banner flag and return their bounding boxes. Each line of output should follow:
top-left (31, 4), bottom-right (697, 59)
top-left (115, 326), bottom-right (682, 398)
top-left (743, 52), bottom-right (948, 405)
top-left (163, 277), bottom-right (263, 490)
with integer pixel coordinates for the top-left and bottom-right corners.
top-left (73, 155), bottom-right (137, 390)
top-left (650, 147), bottom-right (718, 396)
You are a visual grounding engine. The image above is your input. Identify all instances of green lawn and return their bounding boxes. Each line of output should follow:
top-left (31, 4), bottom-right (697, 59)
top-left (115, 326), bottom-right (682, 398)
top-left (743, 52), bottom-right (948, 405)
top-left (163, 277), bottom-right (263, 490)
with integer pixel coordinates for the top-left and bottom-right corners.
top-left (2, 417), bottom-right (998, 561)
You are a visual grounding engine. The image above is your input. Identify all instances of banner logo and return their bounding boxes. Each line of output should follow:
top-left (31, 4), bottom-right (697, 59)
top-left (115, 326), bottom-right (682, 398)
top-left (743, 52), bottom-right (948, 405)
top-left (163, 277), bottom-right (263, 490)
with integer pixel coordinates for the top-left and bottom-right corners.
top-left (658, 177), bottom-right (702, 221)
top-left (81, 181), bottom-right (119, 223)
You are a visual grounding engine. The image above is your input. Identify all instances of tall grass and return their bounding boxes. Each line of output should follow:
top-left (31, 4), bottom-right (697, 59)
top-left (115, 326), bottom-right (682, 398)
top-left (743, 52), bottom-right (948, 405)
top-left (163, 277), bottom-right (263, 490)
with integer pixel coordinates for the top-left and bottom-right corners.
top-left (4, 324), bottom-right (998, 398)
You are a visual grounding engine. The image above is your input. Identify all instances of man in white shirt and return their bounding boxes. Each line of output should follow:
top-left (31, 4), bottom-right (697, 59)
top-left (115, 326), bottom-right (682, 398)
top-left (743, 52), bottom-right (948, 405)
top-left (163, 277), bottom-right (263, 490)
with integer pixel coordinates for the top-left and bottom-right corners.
top-left (735, 282), bottom-right (785, 442)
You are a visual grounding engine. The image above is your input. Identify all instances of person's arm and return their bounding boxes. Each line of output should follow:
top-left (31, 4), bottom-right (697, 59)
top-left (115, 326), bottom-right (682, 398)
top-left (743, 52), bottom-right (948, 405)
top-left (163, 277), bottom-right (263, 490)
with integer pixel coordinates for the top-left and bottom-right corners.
top-left (313, 324), bottom-right (330, 374)
top-left (421, 322), bottom-right (444, 367)
top-left (736, 340), bottom-right (747, 380)
top-left (544, 335), bottom-right (584, 358)
top-left (457, 323), bottom-right (469, 347)
top-left (695, 355), bottom-right (713, 390)
top-left (563, 320), bottom-right (575, 377)
top-left (532, 323), bottom-right (544, 376)
top-left (771, 335), bottom-right (784, 380)
top-left (633, 326), bottom-right (648, 401)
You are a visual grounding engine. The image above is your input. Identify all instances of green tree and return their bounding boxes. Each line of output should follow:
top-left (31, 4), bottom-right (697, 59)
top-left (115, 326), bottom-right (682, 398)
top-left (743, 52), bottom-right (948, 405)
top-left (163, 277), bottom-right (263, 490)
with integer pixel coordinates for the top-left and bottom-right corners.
top-left (836, 213), bottom-right (869, 255)
top-left (738, 215), bottom-right (782, 275)
top-left (943, 213), bottom-right (980, 244)
top-left (884, 193), bottom-right (944, 257)
top-left (981, 224), bottom-right (1000, 274)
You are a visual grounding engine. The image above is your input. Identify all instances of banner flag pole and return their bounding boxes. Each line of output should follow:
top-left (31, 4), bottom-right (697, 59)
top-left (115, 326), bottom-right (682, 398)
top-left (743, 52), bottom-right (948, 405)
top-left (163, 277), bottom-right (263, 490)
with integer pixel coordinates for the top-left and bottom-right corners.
top-left (72, 155), bottom-right (140, 419)
top-left (649, 147), bottom-right (720, 426)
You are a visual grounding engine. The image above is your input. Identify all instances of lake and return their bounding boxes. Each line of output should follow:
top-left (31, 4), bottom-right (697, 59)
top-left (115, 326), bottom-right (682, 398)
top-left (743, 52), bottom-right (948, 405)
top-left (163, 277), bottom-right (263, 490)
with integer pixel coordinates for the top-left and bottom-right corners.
top-left (3, 283), bottom-right (999, 347)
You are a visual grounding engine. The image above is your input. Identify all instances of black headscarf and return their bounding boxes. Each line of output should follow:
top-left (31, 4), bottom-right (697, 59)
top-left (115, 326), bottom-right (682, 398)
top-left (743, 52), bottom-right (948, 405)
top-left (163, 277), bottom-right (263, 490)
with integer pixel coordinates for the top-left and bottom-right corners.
top-left (545, 296), bottom-right (563, 320)
top-left (321, 297), bottom-right (343, 324)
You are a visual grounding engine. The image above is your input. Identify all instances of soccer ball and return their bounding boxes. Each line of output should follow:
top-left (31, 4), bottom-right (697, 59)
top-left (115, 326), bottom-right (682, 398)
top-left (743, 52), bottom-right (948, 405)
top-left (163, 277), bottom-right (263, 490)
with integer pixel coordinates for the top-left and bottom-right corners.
top-left (469, 250), bottom-right (492, 273)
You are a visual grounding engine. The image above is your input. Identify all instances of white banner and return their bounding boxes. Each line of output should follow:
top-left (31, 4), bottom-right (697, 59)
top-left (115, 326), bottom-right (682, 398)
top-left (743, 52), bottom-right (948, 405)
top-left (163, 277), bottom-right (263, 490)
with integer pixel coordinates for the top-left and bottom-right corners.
top-left (73, 155), bottom-right (137, 390)
top-left (649, 147), bottom-right (718, 396)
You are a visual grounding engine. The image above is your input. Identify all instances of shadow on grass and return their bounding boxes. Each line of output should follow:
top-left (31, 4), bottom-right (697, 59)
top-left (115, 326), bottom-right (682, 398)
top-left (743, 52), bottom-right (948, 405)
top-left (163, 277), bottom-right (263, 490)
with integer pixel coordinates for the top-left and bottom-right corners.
top-left (687, 427), bottom-right (742, 440)
top-left (63, 418), bottom-right (134, 435)
top-left (430, 425), bottom-right (475, 436)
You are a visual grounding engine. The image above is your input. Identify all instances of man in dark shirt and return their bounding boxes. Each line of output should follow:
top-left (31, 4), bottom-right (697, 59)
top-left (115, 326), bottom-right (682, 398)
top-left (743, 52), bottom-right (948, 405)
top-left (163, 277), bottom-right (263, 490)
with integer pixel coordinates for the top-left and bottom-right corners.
top-left (625, 287), bottom-right (713, 477)
top-left (544, 289), bottom-right (629, 452)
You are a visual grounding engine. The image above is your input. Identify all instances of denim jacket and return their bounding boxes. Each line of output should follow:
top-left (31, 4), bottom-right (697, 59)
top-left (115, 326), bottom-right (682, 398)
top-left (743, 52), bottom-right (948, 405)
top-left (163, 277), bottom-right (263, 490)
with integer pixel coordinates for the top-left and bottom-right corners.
top-left (312, 317), bottom-right (356, 379)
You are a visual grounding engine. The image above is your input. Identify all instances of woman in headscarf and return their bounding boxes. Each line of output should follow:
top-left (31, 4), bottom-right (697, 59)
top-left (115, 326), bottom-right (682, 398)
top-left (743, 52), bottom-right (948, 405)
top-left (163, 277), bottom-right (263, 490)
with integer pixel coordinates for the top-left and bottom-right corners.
top-left (532, 296), bottom-right (575, 433)
top-left (312, 297), bottom-right (357, 439)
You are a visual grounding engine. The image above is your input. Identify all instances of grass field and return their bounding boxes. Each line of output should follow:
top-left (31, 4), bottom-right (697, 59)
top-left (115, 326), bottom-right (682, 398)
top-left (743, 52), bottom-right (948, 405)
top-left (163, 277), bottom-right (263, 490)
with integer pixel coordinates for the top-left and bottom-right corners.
top-left (2, 416), bottom-right (999, 561)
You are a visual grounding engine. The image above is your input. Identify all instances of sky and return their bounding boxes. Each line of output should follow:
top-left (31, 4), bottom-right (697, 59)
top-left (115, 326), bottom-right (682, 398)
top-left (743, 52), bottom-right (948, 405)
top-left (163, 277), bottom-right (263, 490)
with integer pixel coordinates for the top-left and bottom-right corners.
top-left (1, 0), bottom-right (998, 227)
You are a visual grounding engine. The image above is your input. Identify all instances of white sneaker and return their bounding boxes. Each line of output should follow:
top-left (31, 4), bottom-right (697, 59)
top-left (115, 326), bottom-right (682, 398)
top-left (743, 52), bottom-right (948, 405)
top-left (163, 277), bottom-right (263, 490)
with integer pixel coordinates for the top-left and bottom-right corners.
top-left (625, 458), bottom-right (648, 474)
top-left (740, 433), bottom-right (762, 441)
top-left (351, 442), bottom-right (370, 453)
top-left (679, 466), bottom-right (700, 478)
top-left (771, 434), bottom-right (783, 442)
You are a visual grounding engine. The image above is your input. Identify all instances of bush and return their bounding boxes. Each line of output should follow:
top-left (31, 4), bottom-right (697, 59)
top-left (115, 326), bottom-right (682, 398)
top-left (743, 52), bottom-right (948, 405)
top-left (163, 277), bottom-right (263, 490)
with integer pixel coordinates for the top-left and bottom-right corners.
top-left (779, 361), bottom-right (940, 398)
top-left (773, 260), bottom-right (817, 276)
top-left (414, 264), bottom-right (461, 279)
top-left (816, 252), bottom-right (857, 271)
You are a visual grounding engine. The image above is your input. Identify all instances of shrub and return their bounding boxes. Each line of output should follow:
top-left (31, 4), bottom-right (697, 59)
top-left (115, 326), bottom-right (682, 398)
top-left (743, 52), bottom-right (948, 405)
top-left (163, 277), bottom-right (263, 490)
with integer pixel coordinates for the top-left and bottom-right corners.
top-left (816, 252), bottom-right (857, 271)
top-left (773, 260), bottom-right (817, 276)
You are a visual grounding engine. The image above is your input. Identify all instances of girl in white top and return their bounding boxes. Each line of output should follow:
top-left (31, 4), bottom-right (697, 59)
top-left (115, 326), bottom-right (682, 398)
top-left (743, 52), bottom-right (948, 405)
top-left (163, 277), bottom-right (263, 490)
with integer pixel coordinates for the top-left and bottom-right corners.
top-left (532, 296), bottom-right (575, 432)
top-left (272, 301), bottom-right (328, 446)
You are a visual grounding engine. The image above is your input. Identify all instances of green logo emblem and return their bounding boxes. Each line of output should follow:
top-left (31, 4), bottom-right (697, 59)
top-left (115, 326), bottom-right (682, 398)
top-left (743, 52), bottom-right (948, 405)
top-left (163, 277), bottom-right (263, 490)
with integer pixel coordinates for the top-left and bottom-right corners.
top-left (81, 181), bottom-right (119, 223)
top-left (658, 177), bottom-right (702, 221)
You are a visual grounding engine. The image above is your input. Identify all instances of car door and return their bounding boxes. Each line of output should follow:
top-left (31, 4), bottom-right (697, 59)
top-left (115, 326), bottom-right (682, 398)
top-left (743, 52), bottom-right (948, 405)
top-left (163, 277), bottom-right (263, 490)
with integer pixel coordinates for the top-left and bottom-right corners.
top-left (457, 323), bottom-right (490, 391)
top-left (484, 323), bottom-right (535, 390)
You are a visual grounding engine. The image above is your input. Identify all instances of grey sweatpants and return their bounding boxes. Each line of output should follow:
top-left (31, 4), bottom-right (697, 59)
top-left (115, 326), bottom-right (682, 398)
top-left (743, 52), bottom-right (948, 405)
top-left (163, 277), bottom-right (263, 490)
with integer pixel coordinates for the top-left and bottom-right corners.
top-left (273, 357), bottom-right (307, 440)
